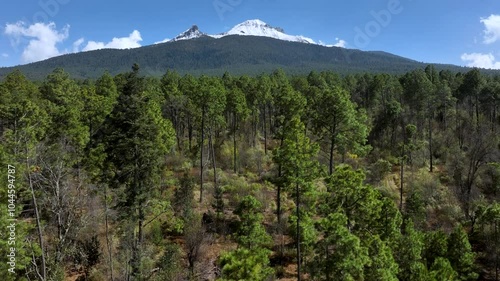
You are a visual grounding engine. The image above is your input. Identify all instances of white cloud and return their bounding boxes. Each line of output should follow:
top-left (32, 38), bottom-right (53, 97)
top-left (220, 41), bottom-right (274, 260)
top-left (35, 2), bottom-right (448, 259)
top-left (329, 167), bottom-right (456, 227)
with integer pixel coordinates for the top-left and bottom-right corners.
top-left (333, 38), bottom-right (347, 48)
top-left (461, 52), bottom-right (500, 69)
top-left (319, 38), bottom-right (347, 48)
top-left (154, 38), bottom-right (171, 44)
top-left (72, 37), bottom-right (84, 53)
top-left (481, 14), bottom-right (500, 44)
top-left (82, 30), bottom-right (142, 51)
top-left (1, 53), bottom-right (8, 58)
top-left (4, 21), bottom-right (69, 63)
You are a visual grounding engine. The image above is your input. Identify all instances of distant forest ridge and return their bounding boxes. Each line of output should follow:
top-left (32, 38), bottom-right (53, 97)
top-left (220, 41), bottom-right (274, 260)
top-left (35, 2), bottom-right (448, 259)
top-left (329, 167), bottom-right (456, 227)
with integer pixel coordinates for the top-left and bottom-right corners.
top-left (1, 35), bottom-right (498, 80)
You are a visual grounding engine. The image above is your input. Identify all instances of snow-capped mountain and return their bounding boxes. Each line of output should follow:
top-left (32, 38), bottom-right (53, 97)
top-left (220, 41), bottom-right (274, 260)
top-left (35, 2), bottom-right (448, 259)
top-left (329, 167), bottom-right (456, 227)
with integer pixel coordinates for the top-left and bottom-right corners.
top-left (160, 19), bottom-right (326, 46)
top-left (213, 19), bottom-right (315, 44)
top-left (171, 25), bottom-right (207, 41)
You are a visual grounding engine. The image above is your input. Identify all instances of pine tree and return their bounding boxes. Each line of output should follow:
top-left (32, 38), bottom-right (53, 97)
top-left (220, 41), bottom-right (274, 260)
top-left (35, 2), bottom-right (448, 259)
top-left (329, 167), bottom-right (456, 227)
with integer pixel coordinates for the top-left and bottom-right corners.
top-left (448, 225), bottom-right (478, 280)
top-left (223, 72), bottom-right (250, 173)
top-left (396, 219), bottom-right (428, 281)
top-left (311, 85), bottom-right (369, 175)
top-left (98, 64), bottom-right (176, 279)
top-left (161, 70), bottom-right (186, 150)
top-left (40, 68), bottom-right (88, 152)
top-left (429, 258), bottom-right (457, 281)
top-left (219, 248), bottom-right (274, 281)
top-left (364, 235), bottom-right (399, 281)
top-left (178, 74), bottom-right (198, 151)
top-left (173, 172), bottom-right (195, 223)
top-left (270, 69), bottom-right (306, 142)
top-left (85, 71), bottom-right (118, 138)
top-left (314, 212), bottom-right (370, 281)
top-left (478, 203), bottom-right (500, 280)
top-left (256, 75), bottom-right (272, 154)
top-left (190, 75), bottom-right (226, 202)
top-left (322, 164), bottom-right (383, 236)
top-left (233, 195), bottom-right (272, 249)
top-left (273, 116), bottom-right (319, 280)
top-left (423, 230), bottom-right (448, 269)
top-left (372, 196), bottom-right (402, 246)
top-left (218, 196), bottom-right (273, 281)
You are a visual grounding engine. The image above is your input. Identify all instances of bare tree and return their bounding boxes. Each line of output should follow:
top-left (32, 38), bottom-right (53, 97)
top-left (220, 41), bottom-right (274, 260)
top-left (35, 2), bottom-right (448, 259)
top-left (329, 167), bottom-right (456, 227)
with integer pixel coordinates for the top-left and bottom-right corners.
top-left (34, 141), bottom-right (88, 268)
top-left (184, 215), bottom-right (212, 278)
top-left (450, 123), bottom-right (497, 219)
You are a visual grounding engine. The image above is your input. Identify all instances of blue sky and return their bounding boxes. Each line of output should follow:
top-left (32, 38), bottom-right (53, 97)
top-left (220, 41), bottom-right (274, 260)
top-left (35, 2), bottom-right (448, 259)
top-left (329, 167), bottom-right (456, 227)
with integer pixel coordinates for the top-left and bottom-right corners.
top-left (1, 0), bottom-right (500, 68)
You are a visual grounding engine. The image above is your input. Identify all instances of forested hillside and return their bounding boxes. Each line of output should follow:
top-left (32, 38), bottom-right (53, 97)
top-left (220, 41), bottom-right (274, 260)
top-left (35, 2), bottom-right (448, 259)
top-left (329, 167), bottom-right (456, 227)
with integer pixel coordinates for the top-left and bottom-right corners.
top-left (1, 65), bottom-right (500, 280)
top-left (0, 36), bottom-right (483, 80)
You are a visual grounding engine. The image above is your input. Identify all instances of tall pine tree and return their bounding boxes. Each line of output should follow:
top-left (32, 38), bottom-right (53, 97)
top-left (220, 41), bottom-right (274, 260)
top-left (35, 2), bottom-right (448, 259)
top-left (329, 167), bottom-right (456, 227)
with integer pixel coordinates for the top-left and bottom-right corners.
top-left (98, 64), bottom-right (175, 279)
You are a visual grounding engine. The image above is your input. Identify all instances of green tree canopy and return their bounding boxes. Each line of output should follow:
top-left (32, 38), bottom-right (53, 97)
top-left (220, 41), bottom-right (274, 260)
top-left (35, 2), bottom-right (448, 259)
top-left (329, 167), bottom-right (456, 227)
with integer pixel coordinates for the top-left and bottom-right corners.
top-left (233, 195), bottom-right (272, 249)
top-left (218, 248), bottom-right (274, 281)
top-left (448, 225), bottom-right (478, 280)
top-left (314, 212), bottom-right (370, 281)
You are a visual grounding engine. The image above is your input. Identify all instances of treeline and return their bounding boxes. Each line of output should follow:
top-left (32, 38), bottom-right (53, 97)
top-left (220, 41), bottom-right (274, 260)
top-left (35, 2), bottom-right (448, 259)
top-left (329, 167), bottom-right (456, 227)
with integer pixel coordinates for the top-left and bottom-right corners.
top-left (0, 65), bottom-right (499, 280)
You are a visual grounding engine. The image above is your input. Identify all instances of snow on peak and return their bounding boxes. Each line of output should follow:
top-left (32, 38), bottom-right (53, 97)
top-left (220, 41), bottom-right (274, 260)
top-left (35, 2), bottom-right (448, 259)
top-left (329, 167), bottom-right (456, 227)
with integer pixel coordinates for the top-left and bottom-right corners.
top-left (220, 19), bottom-right (315, 44)
top-left (239, 19), bottom-right (268, 26)
top-left (230, 19), bottom-right (281, 32)
top-left (172, 25), bottom-right (206, 41)
top-left (162, 19), bottom-right (342, 47)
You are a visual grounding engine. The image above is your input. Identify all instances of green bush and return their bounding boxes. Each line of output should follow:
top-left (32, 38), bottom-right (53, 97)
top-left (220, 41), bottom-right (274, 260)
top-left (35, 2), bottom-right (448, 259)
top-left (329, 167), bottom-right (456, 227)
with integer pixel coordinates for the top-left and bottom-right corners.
top-left (369, 158), bottom-right (393, 183)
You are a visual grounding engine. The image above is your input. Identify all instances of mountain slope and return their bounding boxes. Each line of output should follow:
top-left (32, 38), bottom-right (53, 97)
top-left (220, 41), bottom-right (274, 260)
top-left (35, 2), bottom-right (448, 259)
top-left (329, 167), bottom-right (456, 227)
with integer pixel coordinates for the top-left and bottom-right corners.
top-left (0, 34), bottom-right (474, 80)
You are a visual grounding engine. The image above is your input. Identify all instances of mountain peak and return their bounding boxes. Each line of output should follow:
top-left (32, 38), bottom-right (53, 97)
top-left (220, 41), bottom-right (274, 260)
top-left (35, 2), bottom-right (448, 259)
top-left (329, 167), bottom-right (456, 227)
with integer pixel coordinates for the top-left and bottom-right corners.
top-left (165, 19), bottom-right (318, 45)
top-left (231, 19), bottom-right (286, 34)
top-left (241, 19), bottom-right (267, 25)
top-left (221, 19), bottom-right (314, 44)
top-left (172, 24), bottom-right (206, 41)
